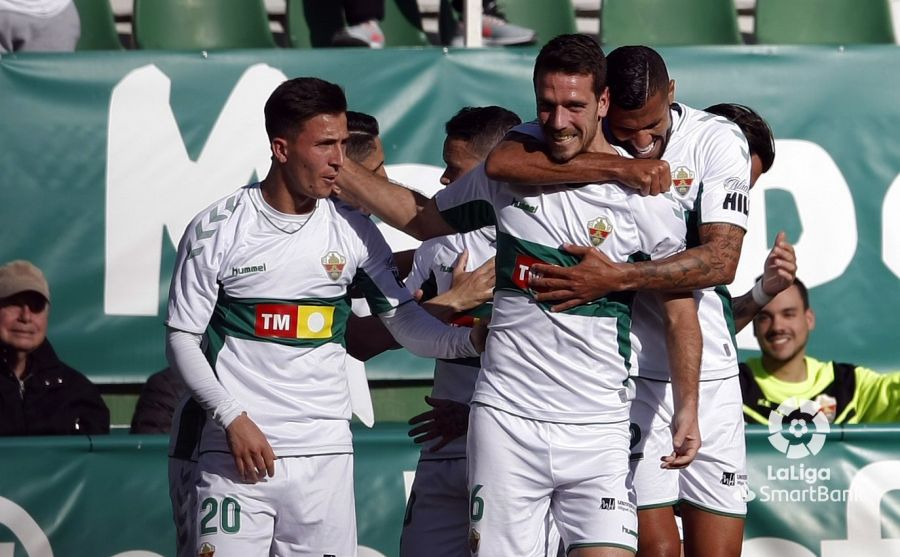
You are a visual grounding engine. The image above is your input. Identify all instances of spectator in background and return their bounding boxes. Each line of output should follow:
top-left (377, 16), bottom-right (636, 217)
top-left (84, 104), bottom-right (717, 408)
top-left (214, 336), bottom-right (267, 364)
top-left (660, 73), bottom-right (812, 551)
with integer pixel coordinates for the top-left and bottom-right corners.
top-left (741, 277), bottom-right (900, 424)
top-left (450, 0), bottom-right (536, 46)
top-left (130, 367), bottom-right (186, 434)
top-left (0, 260), bottom-right (109, 435)
top-left (332, 0), bottom-right (535, 48)
top-left (333, 0), bottom-right (386, 48)
top-left (0, 0), bottom-right (80, 53)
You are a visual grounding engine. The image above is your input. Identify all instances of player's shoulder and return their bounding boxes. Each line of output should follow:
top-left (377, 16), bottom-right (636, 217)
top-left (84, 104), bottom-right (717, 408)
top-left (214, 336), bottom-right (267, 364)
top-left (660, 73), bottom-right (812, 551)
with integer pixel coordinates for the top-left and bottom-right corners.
top-left (182, 184), bottom-right (253, 247)
top-left (674, 103), bottom-right (745, 145)
top-left (507, 119), bottom-right (543, 143)
top-left (188, 184), bottom-right (249, 223)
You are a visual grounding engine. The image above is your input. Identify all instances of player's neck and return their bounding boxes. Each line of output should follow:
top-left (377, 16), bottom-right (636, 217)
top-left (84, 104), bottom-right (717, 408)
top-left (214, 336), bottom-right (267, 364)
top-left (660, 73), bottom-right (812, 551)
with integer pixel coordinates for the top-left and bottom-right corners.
top-left (763, 352), bottom-right (808, 383)
top-left (260, 174), bottom-right (317, 215)
top-left (584, 125), bottom-right (618, 156)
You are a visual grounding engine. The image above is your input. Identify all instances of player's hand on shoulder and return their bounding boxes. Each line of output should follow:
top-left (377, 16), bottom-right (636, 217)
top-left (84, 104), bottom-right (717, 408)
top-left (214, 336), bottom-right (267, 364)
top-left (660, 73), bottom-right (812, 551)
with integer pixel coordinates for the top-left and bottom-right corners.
top-left (618, 158), bottom-right (671, 196)
top-left (662, 407), bottom-right (701, 469)
top-left (226, 412), bottom-right (277, 483)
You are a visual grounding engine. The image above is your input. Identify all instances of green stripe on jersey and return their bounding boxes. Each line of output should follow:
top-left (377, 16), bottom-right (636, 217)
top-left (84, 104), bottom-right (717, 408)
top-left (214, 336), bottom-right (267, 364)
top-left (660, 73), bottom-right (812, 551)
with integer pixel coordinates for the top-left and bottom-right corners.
top-left (439, 199), bottom-right (496, 233)
top-left (206, 290), bottom-right (351, 352)
top-left (715, 283), bottom-right (738, 352)
top-left (495, 231), bottom-right (639, 371)
top-left (351, 268), bottom-right (398, 315)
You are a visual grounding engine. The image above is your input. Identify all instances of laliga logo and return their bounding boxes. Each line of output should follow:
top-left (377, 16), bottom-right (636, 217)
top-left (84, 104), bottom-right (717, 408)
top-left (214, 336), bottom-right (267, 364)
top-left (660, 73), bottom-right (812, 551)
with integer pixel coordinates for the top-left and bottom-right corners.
top-left (767, 398), bottom-right (830, 459)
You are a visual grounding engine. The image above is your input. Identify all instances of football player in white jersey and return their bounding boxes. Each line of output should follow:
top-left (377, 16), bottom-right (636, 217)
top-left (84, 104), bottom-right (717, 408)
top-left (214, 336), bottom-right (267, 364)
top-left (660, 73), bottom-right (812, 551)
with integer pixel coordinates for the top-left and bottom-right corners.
top-left (482, 47), bottom-right (791, 557)
top-left (335, 35), bottom-right (702, 557)
top-left (165, 77), bottom-right (484, 557)
top-left (400, 105), bottom-right (521, 557)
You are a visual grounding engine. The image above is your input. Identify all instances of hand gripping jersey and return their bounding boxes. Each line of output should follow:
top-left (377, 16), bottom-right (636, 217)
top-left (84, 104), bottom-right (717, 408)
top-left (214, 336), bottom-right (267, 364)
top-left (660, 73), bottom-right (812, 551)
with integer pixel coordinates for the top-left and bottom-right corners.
top-left (166, 183), bottom-right (411, 456)
top-left (435, 163), bottom-right (686, 424)
top-left (405, 227), bottom-right (496, 459)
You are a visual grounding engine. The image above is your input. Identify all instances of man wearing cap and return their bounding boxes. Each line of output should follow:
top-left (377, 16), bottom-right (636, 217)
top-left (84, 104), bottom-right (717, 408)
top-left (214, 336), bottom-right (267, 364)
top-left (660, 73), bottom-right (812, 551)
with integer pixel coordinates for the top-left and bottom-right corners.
top-left (0, 260), bottom-right (109, 435)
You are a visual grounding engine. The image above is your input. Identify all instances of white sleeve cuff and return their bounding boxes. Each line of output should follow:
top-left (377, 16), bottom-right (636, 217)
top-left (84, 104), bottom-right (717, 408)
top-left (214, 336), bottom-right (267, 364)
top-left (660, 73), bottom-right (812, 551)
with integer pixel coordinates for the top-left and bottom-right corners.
top-left (379, 302), bottom-right (478, 360)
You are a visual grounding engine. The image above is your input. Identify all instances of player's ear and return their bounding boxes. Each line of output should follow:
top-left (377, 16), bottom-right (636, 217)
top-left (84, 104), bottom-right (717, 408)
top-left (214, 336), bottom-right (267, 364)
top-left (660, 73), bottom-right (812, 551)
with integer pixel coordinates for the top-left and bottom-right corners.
top-left (806, 307), bottom-right (816, 332)
top-left (271, 137), bottom-right (289, 164)
top-left (596, 86), bottom-right (610, 118)
top-left (667, 80), bottom-right (676, 104)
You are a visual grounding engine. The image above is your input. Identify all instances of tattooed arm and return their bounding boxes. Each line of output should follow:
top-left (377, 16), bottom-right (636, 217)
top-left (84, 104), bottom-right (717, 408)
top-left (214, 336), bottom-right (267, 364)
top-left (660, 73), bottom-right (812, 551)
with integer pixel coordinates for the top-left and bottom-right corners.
top-left (529, 223), bottom-right (745, 312)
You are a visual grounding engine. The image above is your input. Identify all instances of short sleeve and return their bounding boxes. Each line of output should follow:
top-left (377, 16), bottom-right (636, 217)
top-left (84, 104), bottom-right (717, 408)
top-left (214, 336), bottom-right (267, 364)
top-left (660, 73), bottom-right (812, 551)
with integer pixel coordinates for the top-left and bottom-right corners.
top-left (697, 121), bottom-right (752, 230)
top-left (435, 164), bottom-right (498, 233)
top-left (630, 193), bottom-right (688, 261)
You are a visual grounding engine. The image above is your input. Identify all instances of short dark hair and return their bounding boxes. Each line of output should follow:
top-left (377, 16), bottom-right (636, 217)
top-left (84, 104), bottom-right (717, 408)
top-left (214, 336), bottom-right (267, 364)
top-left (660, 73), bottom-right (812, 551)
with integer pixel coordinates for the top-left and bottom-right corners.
top-left (445, 106), bottom-right (522, 158)
top-left (792, 277), bottom-right (810, 310)
top-left (607, 46), bottom-right (669, 110)
top-left (345, 111), bottom-right (380, 163)
top-left (705, 103), bottom-right (776, 173)
top-left (533, 34), bottom-right (607, 96)
top-left (264, 77), bottom-right (347, 141)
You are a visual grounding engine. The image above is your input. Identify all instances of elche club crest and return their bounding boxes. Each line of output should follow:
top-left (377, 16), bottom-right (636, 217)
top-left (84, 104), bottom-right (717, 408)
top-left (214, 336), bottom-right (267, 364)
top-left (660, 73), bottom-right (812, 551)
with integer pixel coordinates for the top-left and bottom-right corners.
top-left (767, 397), bottom-right (831, 459)
top-left (672, 166), bottom-right (695, 196)
top-left (587, 216), bottom-right (613, 246)
top-left (321, 251), bottom-right (346, 281)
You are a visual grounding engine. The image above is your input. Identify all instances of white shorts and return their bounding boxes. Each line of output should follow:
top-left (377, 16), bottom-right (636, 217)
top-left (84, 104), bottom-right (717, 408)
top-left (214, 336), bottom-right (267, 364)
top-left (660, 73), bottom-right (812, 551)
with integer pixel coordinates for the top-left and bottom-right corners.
top-left (468, 404), bottom-right (637, 556)
top-left (629, 376), bottom-right (747, 516)
top-left (195, 452), bottom-right (357, 557)
top-left (400, 458), bottom-right (469, 557)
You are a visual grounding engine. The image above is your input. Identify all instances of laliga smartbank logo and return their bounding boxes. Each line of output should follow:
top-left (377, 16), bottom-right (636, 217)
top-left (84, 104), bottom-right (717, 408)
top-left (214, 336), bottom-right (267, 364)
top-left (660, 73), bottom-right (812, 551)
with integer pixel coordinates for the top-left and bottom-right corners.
top-left (767, 397), bottom-right (831, 459)
top-left (739, 398), bottom-right (854, 505)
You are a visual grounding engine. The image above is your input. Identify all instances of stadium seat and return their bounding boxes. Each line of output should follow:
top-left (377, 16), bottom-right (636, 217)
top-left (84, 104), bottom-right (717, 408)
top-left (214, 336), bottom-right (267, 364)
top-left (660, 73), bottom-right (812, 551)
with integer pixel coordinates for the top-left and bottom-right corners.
top-left (755, 0), bottom-right (895, 45)
top-left (133, 0), bottom-right (276, 50)
top-left (73, 0), bottom-right (123, 50)
top-left (287, 0), bottom-right (428, 48)
top-left (382, 0), bottom-right (430, 47)
top-left (601, 0), bottom-right (742, 46)
top-left (494, 0), bottom-right (577, 45)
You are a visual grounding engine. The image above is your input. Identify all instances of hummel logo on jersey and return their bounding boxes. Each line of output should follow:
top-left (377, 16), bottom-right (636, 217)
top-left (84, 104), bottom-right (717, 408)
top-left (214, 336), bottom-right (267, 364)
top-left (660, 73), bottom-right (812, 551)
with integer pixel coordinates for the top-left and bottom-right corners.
top-left (231, 263), bottom-right (267, 276)
top-left (721, 472), bottom-right (736, 486)
top-left (321, 251), bottom-right (346, 281)
top-left (672, 166), bottom-right (694, 196)
top-left (600, 498), bottom-right (616, 510)
top-left (439, 263), bottom-right (455, 273)
top-left (255, 304), bottom-right (335, 339)
top-left (512, 198), bottom-right (538, 214)
top-left (722, 192), bottom-right (749, 215)
top-left (587, 216), bottom-right (613, 246)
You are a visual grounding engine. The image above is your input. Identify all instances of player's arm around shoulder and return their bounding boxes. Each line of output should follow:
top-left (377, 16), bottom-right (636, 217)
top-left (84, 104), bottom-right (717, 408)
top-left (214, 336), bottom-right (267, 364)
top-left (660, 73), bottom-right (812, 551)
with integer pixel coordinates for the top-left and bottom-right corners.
top-left (335, 158), bottom-right (453, 241)
top-left (484, 123), bottom-right (671, 195)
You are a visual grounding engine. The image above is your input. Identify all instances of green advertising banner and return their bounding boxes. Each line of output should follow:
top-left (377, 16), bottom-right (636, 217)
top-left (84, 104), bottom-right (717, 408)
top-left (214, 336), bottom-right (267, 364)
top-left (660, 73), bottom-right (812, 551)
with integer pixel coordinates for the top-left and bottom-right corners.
top-left (1, 46), bottom-right (899, 382)
top-left (1, 425), bottom-right (899, 557)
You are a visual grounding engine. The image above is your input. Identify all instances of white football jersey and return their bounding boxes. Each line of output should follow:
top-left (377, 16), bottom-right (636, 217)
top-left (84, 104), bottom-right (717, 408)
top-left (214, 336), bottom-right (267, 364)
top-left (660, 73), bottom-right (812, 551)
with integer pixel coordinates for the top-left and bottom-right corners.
top-left (406, 227), bottom-right (496, 459)
top-left (435, 163), bottom-right (686, 424)
top-left (166, 183), bottom-right (411, 456)
top-left (628, 104), bottom-right (751, 381)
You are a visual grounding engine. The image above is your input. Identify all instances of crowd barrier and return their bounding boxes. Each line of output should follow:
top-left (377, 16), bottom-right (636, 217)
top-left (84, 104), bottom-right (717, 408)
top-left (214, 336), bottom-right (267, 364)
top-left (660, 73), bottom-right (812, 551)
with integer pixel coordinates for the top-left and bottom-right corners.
top-left (1, 424), bottom-right (899, 556)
